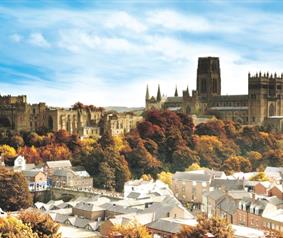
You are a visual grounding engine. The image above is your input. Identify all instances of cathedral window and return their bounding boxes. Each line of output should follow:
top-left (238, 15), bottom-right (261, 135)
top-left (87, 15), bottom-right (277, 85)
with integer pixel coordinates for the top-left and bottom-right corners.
top-left (212, 78), bottom-right (218, 93)
top-left (201, 79), bottom-right (207, 93)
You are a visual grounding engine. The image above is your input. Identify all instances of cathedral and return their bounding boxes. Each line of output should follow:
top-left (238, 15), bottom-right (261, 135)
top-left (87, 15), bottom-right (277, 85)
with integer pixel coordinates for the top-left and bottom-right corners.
top-left (146, 57), bottom-right (283, 129)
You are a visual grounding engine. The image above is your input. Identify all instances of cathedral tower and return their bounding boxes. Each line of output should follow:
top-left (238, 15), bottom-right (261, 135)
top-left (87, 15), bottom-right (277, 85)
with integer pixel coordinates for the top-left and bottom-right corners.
top-left (196, 57), bottom-right (221, 99)
top-left (248, 72), bottom-right (283, 124)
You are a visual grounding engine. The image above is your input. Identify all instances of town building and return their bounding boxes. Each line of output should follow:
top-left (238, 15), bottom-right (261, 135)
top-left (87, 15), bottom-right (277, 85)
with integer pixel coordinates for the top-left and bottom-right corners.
top-left (146, 57), bottom-right (283, 130)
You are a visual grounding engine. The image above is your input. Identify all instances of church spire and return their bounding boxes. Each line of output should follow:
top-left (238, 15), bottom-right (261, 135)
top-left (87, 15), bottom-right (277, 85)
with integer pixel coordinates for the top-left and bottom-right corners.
top-left (157, 84), bottom-right (161, 101)
top-left (174, 86), bottom-right (178, 97)
top-left (146, 84), bottom-right (150, 100)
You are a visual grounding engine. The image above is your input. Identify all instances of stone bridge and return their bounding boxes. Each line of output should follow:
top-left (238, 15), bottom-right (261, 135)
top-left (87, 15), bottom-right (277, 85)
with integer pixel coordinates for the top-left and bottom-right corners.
top-left (50, 187), bottom-right (123, 201)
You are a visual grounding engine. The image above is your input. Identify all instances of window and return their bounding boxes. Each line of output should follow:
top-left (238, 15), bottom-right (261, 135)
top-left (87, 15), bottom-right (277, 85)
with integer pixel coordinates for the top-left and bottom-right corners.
top-left (201, 79), bottom-right (207, 93)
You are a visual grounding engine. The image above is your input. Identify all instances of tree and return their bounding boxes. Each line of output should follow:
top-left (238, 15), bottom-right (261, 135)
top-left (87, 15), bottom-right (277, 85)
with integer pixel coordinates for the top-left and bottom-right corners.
top-left (109, 222), bottom-right (152, 238)
top-left (19, 209), bottom-right (61, 238)
top-left (0, 144), bottom-right (17, 159)
top-left (222, 156), bottom-right (252, 175)
top-left (18, 146), bottom-right (41, 164)
top-left (0, 167), bottom-right (32, 211)
top-left (177, 215), bottom-right (233, 238)
top-left (0, 215), bottom-right (36, 238)
top-left (249, 172), bottom-right (269, 182)
top-left (157, 171), bottom-right (172, 186)
top-left (186, 163), bottom-right (202, 171)
top-left (141, 174), bottom-right (152, 181)
top-left (247, 151), bottom-right (263, 171)
top-left (172, 146), bottom-right (199, 172)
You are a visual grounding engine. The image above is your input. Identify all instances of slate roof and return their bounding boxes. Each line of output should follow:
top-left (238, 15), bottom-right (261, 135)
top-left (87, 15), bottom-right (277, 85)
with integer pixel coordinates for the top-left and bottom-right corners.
top-left (173, 171), bottom-right (211, 182)
top-left (53, 168), bottom-right (75, 177)
top-left (46, 160), bottom-right (72, 168)
top-left (147, 218), bottom-right (197, 234)
top-left (210, 179), bottom-right (244, 191)
top-left (227, 190), bottom-right (251, 200)
top-left (22, 170), bottom-right (43, 177)
top-left (207, 190), bottom-right (225, 201)
top-left (166, 97), bottom-right (183, 103)
top-left (217, 196), bottom-right (238, 215)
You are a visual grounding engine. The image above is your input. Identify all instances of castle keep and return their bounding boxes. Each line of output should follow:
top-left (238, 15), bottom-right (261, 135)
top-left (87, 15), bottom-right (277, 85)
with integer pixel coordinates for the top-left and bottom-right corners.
top-left (146, 57), bottom-right (283, 129)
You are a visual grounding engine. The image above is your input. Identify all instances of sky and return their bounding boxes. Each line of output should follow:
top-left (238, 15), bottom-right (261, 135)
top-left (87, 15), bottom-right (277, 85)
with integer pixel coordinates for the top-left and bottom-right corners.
top-left (1, 0), bottom-right (283, 107)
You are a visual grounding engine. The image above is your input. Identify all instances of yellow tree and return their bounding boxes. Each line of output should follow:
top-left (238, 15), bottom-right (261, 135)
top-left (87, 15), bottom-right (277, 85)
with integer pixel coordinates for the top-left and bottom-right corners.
top-left (177, 215), bottom-right (233, 238)
top-left (157, 171), bottom-right (172, 186)
top-left (0, 144), bottom-right (17, 159)
top-left (186, 163), bottom-right (202, 171)
top-left (141, 174), bottom-right (152, 181)
top-left (113, 135), bottom-right (127, 152)
top-left (249, 172), bottom-right (269, 182)
top-left (109, 222), bottom-right (152, 238)
top-left (0, 215), bottom-right (36, 238)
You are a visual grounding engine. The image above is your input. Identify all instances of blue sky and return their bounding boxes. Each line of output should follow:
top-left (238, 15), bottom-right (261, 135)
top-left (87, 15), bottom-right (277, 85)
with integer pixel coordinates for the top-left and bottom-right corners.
top-left (0, 0), bottom-right (283, 107)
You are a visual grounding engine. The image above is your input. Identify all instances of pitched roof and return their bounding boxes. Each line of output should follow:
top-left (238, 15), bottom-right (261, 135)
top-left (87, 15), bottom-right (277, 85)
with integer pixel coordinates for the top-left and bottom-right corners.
top-left (173, 171), bottom-right (211, 182)
top-left (46, 160), bottom-right (72, 168)
top-left (227, 190), bottom-right (251, 200)
top-left (22, 170), bottom-right (44, 177)
top-left (147, 218), bottom-right (197, 234)
top-left (210, 179), bottom-right (244, 191)
top-left (207, 190), bottom-right (225, 201)
top-left (217, 196), bottom-right (238, 215)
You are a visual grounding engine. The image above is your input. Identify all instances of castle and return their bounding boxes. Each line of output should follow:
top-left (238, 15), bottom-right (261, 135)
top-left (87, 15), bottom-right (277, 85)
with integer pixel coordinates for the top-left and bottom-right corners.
top-left (146, 57), bottom-right (283, 129)
top-left (0, 96), bottom-right (142, 137)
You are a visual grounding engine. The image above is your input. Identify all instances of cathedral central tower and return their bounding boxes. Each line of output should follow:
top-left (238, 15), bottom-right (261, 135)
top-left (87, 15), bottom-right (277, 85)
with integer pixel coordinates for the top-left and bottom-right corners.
top-left (196, 57), bottom-right (221, 99)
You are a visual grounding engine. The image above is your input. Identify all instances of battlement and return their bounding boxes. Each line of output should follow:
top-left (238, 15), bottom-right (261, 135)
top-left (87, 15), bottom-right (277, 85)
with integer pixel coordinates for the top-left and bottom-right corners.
top-left (0, 95), bottom-right (27, 105)
top-left (248, 72), bottom-right (283, 81)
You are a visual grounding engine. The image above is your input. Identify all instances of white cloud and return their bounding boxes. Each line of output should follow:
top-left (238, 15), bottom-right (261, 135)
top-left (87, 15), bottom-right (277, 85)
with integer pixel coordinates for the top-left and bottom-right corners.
top-left (104, 11), bottom-right (147, 33)
top-left (10, 33), bottom-right (22, 43)
top-left (57, 29), bottom-right (137, 53)
top-left (147, 10), bottom-right (211, 32)
top-left (28, 33), bottom-right (50, 48)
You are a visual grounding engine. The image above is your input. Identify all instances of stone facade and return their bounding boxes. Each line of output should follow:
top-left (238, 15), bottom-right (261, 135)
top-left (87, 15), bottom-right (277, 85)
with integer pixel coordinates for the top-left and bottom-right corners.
top-left (146, 57), bottom-right (283, 129)
top-left (0, 96), bottom-right (141, 137)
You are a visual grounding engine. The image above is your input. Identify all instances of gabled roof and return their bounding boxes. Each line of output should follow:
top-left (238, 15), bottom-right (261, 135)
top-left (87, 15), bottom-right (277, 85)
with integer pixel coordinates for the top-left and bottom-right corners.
top-left (217, 196), bottom-right (238, 215)
top-left (22, 170), bottom-right (45, 177)
top-left (227, 190), bottom-right (251, 200)
top-left (207, 190), bottom-right (225, 201)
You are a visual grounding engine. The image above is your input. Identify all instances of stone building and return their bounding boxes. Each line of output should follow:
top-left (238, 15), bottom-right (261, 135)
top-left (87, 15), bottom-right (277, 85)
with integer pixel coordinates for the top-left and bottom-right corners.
top-left (106, 112), bottom-right (143, 136)
top-left (0, 96), bottom-right (141, 137)
top-left (146, 56), bottom-right (283, 129)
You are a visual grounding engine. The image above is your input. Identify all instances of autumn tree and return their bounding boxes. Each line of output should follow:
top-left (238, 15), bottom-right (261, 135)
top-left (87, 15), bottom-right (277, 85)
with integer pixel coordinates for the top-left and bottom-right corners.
top-left (19, 209), bottom-right (61, 238)
top-left (177, 215), bottom-right (233, 238)
top-left (157, 171), bottom-right (172, 186)
top-left (0, 144), bottom-right (17, 160)
top-left (186, 163), bottom-right (202, 171)
top-left (222, 156), bottom-right (252, 175)
top-left (249, 172), bottom-right (269, 182)
top-left (0, 215), bottom-right (36, 238)
top-left (109, 222), bottom-right (152, 238)
top-left (0, 167), bottom-right (32, 211)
